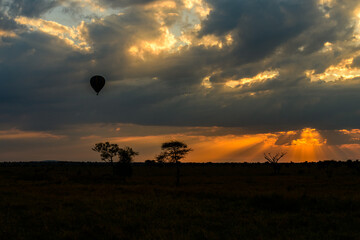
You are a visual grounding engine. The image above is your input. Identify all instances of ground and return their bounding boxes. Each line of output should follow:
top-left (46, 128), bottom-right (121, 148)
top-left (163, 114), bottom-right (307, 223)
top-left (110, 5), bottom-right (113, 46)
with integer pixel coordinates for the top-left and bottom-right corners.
top-left (0, 162), bottom-right (359, 239)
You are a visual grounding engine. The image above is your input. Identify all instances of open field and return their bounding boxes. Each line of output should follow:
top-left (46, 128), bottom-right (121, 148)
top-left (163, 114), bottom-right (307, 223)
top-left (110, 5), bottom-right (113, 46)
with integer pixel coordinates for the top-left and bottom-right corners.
top-left (0, 162), bottom-right (359, 239)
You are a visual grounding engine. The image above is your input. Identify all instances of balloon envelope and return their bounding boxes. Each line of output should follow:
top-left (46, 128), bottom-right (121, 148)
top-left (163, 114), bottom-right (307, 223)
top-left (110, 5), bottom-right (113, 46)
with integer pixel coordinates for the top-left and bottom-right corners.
top-left (90, 75), bottom-right (105, 95)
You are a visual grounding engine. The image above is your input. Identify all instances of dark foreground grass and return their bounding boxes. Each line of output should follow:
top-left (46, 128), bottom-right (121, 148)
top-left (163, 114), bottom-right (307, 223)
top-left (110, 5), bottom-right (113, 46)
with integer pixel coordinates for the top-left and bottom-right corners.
top-left (0, 162), bottom-right (359, 239)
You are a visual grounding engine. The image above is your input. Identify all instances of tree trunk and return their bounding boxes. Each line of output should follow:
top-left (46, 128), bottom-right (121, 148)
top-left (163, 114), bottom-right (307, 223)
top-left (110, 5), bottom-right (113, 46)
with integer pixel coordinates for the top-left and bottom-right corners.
top-left (110, 157), bottom-right (115, 175)
top-left (176, 161), bottom-right (180, 186)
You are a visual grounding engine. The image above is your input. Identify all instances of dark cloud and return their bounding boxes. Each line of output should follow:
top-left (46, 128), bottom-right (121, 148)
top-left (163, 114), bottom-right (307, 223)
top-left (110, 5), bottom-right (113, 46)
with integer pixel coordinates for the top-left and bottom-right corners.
top-left (200, 0), bottom-right (318, 63)
top-left (0, 12), bottom-right (18, 31)
top-left (6, 0), bottom-right (59, 17)
top-left (98, 0), bottom-right (157, 8)
top-left (274, 128), bottom-right (360, 146)
top-left (199, 0), bottom-right (358, 77)
top-left (352, 56), bottom-right (360, 68)
top-left (1, 0), bottom-right (360, 134)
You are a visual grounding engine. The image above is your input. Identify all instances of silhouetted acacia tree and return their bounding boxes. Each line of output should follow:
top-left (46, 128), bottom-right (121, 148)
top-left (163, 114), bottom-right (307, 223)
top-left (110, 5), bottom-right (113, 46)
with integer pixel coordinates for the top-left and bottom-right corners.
top-left (156, 140), bottom-right (192, 186)
top-left (264, 152), bottom-right (286, 175)
top-left (92, 142), bottom-right (119, 165)
top-left (114, 147), bottom-right (138, 180)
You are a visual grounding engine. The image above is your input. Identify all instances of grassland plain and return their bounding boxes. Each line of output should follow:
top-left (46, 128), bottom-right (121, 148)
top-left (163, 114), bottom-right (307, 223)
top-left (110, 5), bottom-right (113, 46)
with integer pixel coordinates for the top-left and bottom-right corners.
top-left (0, 162), bottom-right (359, 240)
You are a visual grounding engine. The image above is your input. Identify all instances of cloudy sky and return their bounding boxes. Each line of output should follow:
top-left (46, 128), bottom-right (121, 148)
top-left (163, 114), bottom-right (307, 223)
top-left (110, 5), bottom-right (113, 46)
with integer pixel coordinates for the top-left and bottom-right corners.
top-left (1, 0), bottom-right (360, 162)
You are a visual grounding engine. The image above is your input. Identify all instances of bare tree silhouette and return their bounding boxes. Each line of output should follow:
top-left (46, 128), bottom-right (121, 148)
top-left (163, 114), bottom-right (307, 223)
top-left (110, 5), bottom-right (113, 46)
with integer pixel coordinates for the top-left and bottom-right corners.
top-left (156, 140), bottom-right (192, 186)
top-left (264, 152), bottom-right (286, 175)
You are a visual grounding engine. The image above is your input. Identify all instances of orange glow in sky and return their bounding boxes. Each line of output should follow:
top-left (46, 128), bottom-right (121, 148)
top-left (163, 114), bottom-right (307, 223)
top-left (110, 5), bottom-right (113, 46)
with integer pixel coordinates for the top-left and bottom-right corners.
top-left (1, 126), bottom-right (360, 162)
top-left (187, 128), bottom-right (360, 162)
top-left (287, 128), bottom-right (324, 162)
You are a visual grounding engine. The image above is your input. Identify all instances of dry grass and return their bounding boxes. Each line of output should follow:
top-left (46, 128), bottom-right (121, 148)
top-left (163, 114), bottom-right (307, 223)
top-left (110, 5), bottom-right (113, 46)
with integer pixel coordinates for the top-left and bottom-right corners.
top-left (0, 162), bottom-right (359, 239)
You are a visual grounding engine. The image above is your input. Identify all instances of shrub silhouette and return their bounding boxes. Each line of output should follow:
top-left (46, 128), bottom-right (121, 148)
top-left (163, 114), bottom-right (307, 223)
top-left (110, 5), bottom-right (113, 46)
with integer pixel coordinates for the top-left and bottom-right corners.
top-left (156, 140), bottom-right (192, 186)
top-left (114, 147), bottom-right (138, 180)
top-left (145, 160), bottom-right (156, 165)
top-left (264, 152), bottom-right (286, 175)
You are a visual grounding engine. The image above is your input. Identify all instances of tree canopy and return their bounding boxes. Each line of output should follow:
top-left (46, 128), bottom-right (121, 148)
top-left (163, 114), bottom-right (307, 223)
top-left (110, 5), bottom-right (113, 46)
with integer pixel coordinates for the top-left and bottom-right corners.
top-left (118, 146), bottom-right (139, 164)
top-left (156, 140), bottom-right (192, 163)
top-left (92, 142), bottom-right (119, 164)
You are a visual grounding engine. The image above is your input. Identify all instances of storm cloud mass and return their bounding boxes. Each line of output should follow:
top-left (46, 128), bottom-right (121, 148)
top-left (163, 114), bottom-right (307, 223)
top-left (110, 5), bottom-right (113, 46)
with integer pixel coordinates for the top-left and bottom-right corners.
top-left (1, 0), bottom-right (360, 161)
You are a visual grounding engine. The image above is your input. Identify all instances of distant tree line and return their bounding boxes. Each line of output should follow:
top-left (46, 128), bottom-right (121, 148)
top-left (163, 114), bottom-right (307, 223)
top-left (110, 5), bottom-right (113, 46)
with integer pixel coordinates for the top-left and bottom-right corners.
top-left (92, 140), bottom-right (360, 183)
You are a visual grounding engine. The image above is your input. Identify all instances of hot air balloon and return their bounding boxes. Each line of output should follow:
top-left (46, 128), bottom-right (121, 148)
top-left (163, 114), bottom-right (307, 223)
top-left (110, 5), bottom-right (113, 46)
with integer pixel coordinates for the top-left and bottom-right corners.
top-left (90, 75), bottom-right (105, 95)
